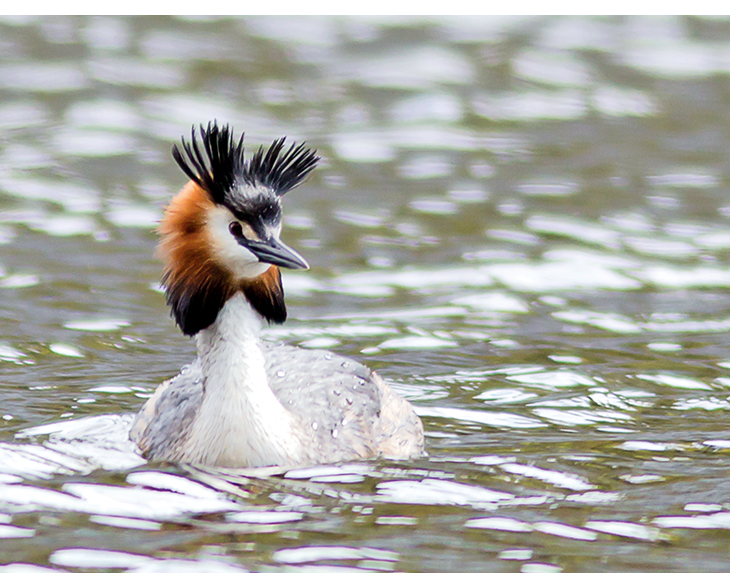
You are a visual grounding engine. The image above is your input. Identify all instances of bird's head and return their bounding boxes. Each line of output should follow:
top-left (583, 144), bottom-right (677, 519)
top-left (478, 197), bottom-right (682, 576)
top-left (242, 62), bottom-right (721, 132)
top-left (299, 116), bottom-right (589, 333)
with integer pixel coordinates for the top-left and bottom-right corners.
top-left (158, 122), bottom-right (318, 336)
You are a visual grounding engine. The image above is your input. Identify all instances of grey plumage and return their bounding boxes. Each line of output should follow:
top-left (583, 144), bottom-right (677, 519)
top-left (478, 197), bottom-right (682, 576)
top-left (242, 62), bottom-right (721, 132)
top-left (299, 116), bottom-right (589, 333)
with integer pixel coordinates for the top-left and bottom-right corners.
top-left (131, 342), bottom-right (425, 465)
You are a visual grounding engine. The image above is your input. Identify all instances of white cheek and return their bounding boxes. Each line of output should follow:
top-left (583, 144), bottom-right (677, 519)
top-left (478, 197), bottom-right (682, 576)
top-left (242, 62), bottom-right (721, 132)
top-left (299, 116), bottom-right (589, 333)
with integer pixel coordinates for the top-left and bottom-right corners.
top-left (206, 208), bottom-right (271, 279)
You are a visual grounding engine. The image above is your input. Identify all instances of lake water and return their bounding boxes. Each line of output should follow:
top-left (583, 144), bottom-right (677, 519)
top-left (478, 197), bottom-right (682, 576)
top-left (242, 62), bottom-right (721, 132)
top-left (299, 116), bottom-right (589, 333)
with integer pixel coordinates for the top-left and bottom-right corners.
top-left (3, 15), bottom-right (730, 572)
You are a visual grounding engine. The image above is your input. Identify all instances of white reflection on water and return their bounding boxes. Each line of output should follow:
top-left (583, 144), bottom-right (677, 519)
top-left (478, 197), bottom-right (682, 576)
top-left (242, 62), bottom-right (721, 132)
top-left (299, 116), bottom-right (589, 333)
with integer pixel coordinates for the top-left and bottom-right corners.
top-left (0, 101), bottom-right (48, 129)
top-left (17, 414), bottom-right (143, 471)
top-left (89, 515), bottom-right (161, 530)
top-left (300, 337), bottom-right (340, 349)
top-left (473, 90), bottom-right (587, 122)
top-left (532, 521), bottom-right (597, 542)
top-left (0, 345), bottom-right (26, 362)
top-left (618, 441), bottom-right (682, 452)
top-left (474, 388), bottom-right (538, 404)
top-left (105, 205), bottom-right (161, 228)
top-left (130, 559), bottom-right (248, 573)
top-left (416, 406), bottom-right (546, 429)
top-left (88, 57), bottom-right (185, 89)
top-left (390, 92), bottom-right (462, 124)
top-left (65, 482), bottom-right (239, 519)
top-left (273, 545), bottom-right (398, 565)
top-left (54, 129), bottom-right (137, 157)
top-left (50, 549), bottom-right (152, 569)
top-left (467, 517), bottom-right (601, 543)
top-left (685, 503), bottom-right (722, 513)
top-left (343, 46), bottom-right (475, 90)
top-left (533, 408), bottom-right (632, 427)
top-left (284, 464), bottom-right (374, 480)
top-left (0, 524), bottom-right (35, 538)
top-left (0, 177), bottom-right (100, 213)
top-left (592, 85), bottom-right (657, 117)
top-left (48, 548), bottom-right (248, 572)
top-left (452, 292), bottom-right (528, 313)
top-left (466, 516), bottom-right (532, 532)
top-left (379, 335), bottom-right (457, 350)
top-left (334, 209), bottom-right (388, 228)
top-left (0, 63), bottom-right (87, 92)
top-left (499, 463), bottom-right (595, 491)
top-left (489, 261), bottom-right (640, 292)
top-left (507, 370), bottom-right (596, 389)
top-left (584, 520), bottom-right (663, 542)
top-left (673, 397), bottom-right (730, 411)
top-left (624, 236), bottom-right (698, 259)
top-left (64, 318), bottom-right (130, 332)
top-left (636, 266), bottom-right (730, 289)
top-left (621, 42), bottom-right (723, 78)
top-left (409, 198), bottom-right (459, 215)
top-left (376, 478), bottom-right (514, 506)
top-left (521, 563), bottom-right (562, 573)
top-left (635, 374), bottom-right (712, 391)
top-left (400, 153), bottom-right (454, 180)
top-left (499, 548), bottom-right (533, 561)
top-left (527, 216), bottom-right (621, 247)
top-left (334, 266), bottom-right (494, 290)
top-left (226, 511), bottom-right (304, 524)
top-left (28, 216), bottom-right (96, 237)
top-left (517, 177), bottom-right (580, 198)
top-left (65, 99), bottom-right (140, 130)
top-left (0, 564), bottom-right (59, 573)
top-left (331, 132), bottom-right (396, 163)
top-left (127, 471), bottom-right (226, 499)
top-left (375, 516), bottom-right (417, 525)
top-left (513, 48), bottom-right (591, 88)
top-left (653, 512), bottom-right (730, 530)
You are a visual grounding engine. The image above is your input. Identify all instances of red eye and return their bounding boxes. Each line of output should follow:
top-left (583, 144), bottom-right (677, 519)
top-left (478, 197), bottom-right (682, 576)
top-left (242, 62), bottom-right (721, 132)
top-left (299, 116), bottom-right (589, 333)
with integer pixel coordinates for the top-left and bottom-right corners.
top-left (229, 222), bottom-right (243, 238)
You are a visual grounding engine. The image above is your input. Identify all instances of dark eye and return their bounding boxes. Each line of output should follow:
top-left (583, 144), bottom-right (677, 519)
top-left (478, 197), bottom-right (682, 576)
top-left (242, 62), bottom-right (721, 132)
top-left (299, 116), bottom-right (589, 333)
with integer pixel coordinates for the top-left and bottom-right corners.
top-left (229, 222), bottom-right (243, 239)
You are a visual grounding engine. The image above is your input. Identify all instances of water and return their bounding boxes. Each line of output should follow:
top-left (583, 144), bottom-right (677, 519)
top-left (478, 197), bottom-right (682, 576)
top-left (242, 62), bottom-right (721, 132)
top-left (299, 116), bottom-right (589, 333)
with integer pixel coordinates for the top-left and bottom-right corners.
top-left (2, 15), bottom-right (730, 572)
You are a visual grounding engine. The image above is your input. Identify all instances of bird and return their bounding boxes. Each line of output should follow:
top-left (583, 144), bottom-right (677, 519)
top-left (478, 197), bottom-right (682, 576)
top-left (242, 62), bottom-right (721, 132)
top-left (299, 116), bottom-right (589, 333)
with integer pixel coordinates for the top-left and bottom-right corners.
top-left (129, 122), bottom-right (425, 468)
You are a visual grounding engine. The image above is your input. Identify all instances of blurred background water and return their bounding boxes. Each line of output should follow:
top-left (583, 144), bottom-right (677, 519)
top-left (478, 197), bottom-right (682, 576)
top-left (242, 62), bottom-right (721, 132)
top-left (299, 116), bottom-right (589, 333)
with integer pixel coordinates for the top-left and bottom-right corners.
top-left (4, 15), bottom-right (730, 572)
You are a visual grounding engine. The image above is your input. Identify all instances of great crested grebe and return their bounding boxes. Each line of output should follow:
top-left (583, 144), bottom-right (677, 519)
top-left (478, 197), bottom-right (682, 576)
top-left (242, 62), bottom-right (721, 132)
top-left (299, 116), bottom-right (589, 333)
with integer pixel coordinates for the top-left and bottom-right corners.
top-left (130, 122), bottom-right (425, 468)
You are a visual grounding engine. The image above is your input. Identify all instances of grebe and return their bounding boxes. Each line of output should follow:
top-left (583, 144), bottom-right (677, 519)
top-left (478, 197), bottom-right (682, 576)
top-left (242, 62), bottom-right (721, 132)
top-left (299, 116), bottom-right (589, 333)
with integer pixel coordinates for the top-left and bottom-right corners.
top-left (130, 122), bottom-right (425, 468)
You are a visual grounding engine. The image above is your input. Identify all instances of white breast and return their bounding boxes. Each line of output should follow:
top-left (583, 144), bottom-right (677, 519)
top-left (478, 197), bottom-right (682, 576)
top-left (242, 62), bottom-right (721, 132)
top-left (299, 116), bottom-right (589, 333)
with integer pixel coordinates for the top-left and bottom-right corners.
top-left (180, 294), bottom-right (305, 467)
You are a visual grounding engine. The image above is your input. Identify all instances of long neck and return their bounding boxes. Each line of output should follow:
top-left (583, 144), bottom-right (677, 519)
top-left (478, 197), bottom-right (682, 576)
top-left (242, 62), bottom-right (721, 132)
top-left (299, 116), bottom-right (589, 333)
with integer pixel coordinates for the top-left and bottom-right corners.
top-left (182, 293), bottom-right (302, 467)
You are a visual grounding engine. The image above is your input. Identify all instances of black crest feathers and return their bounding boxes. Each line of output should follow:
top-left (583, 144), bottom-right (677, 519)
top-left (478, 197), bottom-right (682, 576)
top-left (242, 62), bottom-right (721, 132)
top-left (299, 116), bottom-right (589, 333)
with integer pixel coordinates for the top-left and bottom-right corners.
top-left (246, 137), bottom-right (320, 195)
top-left (171, 122), bottom-right (319, 203)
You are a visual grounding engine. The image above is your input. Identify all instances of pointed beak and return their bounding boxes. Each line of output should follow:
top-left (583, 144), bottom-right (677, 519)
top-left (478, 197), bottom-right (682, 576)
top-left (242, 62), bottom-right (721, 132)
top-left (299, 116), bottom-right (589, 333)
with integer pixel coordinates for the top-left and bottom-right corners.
top-left (244, 236), bottom-right (310, 270)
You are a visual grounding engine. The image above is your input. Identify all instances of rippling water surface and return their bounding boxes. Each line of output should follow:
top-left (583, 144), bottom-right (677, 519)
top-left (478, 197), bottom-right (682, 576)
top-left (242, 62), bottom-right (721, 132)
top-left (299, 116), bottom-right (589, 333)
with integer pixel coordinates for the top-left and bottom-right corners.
top-left (4, 15), bottom-right (730, 572)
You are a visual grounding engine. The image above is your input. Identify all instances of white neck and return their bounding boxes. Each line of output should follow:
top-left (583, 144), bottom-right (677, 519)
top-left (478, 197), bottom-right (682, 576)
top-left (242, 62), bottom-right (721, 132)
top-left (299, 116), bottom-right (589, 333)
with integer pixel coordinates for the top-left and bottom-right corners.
top-left (181, 293), bottom-right (303, 467)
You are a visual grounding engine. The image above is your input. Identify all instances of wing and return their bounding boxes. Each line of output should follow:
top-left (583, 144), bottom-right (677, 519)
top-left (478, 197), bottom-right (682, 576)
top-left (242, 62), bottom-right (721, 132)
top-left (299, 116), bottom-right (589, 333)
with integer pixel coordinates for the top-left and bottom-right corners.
top-left (262, 342), bottom-right (425, 462)
top-left (129, 360), bottom-right (204, 462)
